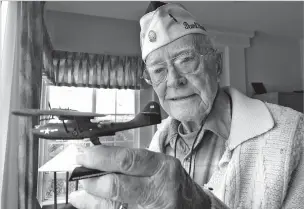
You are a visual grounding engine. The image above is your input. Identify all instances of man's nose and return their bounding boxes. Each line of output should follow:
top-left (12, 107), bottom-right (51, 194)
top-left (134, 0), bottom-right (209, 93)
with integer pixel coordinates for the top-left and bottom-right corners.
top-left (166, 65), bottom-right (187, 87)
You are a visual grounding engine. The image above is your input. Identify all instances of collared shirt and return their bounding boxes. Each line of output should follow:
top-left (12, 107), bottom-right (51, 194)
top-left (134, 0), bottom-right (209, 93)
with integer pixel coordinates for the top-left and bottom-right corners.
top-left (163, 90), bottom-right (231, 186)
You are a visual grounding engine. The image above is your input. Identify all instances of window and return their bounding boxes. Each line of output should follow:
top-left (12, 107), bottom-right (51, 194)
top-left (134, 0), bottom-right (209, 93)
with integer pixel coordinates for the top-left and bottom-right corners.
top-left (37, 84), bottom-right (139, 205)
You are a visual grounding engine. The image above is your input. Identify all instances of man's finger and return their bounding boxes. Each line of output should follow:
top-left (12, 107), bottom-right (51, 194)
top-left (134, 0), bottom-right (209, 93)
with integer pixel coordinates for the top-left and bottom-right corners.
top-left (81, 173), bottom-right (151, 205)
top-left (76, 145), bottom-right (165, 176)
top-left (69, 190), bottom-right (120, 209)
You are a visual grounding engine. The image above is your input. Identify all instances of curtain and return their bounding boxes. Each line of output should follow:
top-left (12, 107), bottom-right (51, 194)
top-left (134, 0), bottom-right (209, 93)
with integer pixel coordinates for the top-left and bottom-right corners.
top-left (18, 2), bottom-right (45, 209)
top-left (36, 77), bottom-right (50, 205)
top-left (42, 12), bottom-right (54, 86)
top-left (48, 50), bottom-right (146, 89)
top-left (0, 2), bottom-right (45, 209)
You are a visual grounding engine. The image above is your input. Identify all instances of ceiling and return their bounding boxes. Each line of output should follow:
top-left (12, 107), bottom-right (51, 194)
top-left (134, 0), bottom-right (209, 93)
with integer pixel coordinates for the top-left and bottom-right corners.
top-left (46, 1), bottom-right (304, 39)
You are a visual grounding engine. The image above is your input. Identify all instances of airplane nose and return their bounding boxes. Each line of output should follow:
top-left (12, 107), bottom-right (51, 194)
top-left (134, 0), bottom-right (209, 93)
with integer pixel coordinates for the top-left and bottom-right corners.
top-left (32, 127), bottom-right (42, 136)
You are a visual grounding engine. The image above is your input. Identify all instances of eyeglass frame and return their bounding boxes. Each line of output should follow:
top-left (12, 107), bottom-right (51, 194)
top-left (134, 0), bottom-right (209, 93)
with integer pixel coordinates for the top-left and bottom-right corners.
top-left (142, 48), bottom-right (218, 86)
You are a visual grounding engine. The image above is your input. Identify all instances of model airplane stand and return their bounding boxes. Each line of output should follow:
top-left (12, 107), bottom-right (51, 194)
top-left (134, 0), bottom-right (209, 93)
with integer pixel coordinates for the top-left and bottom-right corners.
top-left (39, 144), bottom-right (81, 209)
top-left (38, 172), bottom-right (77, 209)
top-left (52, 171), bottom-right (78, 209)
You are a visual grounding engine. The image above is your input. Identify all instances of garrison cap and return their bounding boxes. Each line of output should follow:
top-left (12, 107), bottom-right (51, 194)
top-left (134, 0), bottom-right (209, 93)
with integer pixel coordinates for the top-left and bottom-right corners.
top-left (140, 2), bottom-right (209, 61)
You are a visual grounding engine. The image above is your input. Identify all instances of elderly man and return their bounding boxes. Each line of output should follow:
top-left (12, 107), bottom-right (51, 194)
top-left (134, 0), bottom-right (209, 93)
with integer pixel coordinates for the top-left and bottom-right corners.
top-left (70, 2), bottom-right (304, 209)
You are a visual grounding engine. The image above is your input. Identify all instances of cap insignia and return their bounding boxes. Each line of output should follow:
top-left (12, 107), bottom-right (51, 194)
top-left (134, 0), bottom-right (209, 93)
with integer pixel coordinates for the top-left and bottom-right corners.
top-left (148, 30), bottom-right (157, 42)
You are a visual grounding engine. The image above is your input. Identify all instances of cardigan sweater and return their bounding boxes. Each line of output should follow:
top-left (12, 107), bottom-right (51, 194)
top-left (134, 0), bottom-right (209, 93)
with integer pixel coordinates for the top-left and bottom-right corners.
top-left (149, 87), bottom-right (304, 209)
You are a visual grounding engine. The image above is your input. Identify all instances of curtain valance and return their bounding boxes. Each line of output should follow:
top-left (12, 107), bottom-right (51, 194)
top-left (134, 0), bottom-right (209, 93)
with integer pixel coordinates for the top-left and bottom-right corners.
top-left (42, 45), bottom-right (146, 89)
top-left (52, 51), bottom-right (144, 89)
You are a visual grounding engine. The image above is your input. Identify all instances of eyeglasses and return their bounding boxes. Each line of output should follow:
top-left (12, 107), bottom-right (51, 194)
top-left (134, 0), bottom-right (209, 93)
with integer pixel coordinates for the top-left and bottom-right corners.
top-left (143, 48), bottom-right (217, 86)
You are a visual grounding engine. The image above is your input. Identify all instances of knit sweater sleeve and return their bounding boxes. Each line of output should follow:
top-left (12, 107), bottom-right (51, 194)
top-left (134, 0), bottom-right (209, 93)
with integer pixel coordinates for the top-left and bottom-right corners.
top-left (148, 117), bottom-right (172, 152)
top-left (202, 114), bottom-right (304, 209)
top-left (148, 128), bottom-right (162, 152)
top-left (281, 115), bottom-right (304, 209)
top-left (199, 188), bottom-right (229, 209)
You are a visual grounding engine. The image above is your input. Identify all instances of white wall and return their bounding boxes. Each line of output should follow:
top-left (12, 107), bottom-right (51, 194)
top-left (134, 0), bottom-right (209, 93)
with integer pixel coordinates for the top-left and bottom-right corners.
top-left (301, 39), bottom-right (304, 89)
top-left (301, 39), bottom-right (304, 111)
top-left (45, 11), bottom-right (141, 56)
top-left (245, 32), bottom-right (302, 96)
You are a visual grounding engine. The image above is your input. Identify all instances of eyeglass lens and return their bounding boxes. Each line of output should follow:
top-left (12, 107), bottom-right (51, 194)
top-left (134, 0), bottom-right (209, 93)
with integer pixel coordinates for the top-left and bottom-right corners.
top-left (145, 51), bottom-right (201, 85)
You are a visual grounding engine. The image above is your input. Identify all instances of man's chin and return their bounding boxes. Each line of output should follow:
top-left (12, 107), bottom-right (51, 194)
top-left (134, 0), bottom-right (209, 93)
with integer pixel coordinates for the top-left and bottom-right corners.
top-left (169, 107), bottom-right (201, 122)
top-left (167, 100), bottom-right (209, 122)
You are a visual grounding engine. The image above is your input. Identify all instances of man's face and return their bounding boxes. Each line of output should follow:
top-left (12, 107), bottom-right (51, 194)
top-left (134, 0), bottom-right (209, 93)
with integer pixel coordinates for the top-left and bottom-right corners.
top-left (145, 35), bottom-right (219, 122)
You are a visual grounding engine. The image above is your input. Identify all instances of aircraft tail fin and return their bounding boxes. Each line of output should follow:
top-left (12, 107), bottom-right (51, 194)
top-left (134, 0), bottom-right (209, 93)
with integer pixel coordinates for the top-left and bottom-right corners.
top-left (141, 101), bottom-right (161, 115)
top-left (131, 101), bottom-right (161, 126)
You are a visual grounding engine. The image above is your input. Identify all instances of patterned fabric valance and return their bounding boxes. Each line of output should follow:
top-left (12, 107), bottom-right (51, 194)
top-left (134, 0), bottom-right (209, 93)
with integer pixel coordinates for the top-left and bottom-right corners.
top-left (53, 51), bottom-right (144, 89)
top-left (43, 47), bottom-right (146, 89)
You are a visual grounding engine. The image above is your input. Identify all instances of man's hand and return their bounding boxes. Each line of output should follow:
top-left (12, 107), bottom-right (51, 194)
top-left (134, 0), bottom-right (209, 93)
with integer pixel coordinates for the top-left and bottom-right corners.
top-left (69, 145), bottom-right (210, 209)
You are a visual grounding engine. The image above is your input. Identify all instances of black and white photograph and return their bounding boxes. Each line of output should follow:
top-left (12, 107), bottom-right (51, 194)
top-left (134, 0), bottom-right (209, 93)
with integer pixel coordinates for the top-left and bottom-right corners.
top-left (0, 1), bottom-right (304, 209)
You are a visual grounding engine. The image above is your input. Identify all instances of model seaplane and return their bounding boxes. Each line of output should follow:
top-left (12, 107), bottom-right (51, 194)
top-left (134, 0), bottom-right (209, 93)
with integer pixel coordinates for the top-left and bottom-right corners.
top-left (12, 102), bottom-right (161, 209)
top-left (11, 101), bottom-right (162, 145)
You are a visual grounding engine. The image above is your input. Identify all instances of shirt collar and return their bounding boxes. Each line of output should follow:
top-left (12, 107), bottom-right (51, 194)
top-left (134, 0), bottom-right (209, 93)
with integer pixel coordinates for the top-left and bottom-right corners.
top-left (161, 87), bottom-right (274, 151)
top-left (202, 90), bottom-right (231, 140)
top-left (223, 87), bottom-right (274, 150)
top-left (164, 89), bottom-right (231, 147)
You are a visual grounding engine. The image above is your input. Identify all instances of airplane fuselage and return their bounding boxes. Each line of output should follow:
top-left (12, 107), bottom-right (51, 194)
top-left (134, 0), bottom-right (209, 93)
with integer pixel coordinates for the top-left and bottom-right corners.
top-left (33, 121), bottom-right (129, 139)
top-left (32, 110), bottom-right (161, 140)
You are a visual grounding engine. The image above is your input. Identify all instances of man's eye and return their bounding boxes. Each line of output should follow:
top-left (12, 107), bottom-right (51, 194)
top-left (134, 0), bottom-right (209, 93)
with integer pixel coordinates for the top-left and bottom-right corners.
top-left (152, 68), bottom-right (166, 74)
top-left (177, 55), bottom-right (195, 64)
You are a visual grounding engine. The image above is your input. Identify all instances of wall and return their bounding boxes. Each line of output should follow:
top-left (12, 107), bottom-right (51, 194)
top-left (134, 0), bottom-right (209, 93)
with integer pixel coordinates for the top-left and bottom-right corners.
top-left (301, 39), bottom-right (304, 111)
top-left (246, 32), bottom-right (302, 96)
top-left (45, 11), bottom-right (141, 56)
top-left (301, 39), bottom-right (304, 89)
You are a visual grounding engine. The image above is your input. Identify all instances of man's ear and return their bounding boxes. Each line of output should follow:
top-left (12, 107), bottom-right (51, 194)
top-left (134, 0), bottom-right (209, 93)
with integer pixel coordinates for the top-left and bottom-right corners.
top-left (215, 53), bottom-right (223, 76)
top-left (145, 1), bottom-right (167, 14)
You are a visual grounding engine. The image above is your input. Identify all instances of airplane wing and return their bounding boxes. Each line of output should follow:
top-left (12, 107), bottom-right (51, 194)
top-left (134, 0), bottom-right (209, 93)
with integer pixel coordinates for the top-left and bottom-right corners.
top-left (11, 109), bottom-right (107, 117)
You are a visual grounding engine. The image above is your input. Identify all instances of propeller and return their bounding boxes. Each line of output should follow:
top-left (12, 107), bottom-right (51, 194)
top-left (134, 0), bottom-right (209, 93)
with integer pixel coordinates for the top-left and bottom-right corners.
top-left (39, 102), bottom-right (55, 122)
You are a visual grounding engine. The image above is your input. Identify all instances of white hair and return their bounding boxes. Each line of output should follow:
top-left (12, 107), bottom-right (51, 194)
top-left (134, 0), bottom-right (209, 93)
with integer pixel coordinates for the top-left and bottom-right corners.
top-left (191, 34), bottom-right (222, 76)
